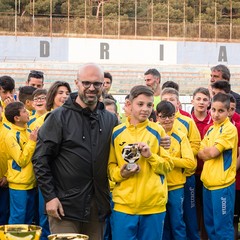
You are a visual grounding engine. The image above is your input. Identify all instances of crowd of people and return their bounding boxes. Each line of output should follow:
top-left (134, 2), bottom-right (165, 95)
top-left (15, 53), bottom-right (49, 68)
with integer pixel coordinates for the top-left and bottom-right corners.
top-left (0, 63), bottom-right (239, 240)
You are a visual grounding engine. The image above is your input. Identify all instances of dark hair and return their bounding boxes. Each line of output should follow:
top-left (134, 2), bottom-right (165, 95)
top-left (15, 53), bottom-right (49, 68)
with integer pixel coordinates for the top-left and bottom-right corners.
top-left (156, 100), bottom-right (175, 116)
top-left (149, 110), bottom-right (157, 122)
top-left (5, 102), bottom-right (25, 124)
top-left (211, 64), bottom-right (230, 81)
top-left (162, 81), bottom-right (179, 91)
top-left (18, 86), bottom-right (37, 103)
top-left (0, 76), bottom-right (15, 91)
top-left (229, 93), bottom-right (236, 104)
top-left (33, 88), bottom-right (47, 98)
top-left (193, 87), bottom-right (210, 98)
top-left (125, 94), bottom-right (130, 100)
top-left (46, 81), bottom-right (71, 111)
top-left (212, 92), bottom-right (230, 109)
top-left (144, 68), bottom-right (161, 79)
top-left (27, 70), bottom-right (44, 83)
top-left (129, 85), bottom-right (154, 101)
top-left (103, 98), bottom-right (117, 114)
top-left (211, 80), bottom-right (231, 93)
top-left (104, 72), bottom-right (113, 83)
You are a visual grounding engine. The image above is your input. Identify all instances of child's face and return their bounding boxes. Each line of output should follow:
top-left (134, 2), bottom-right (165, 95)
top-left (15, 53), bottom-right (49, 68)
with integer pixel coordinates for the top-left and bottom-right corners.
top-left (211, 87), bottom-right (225, 97)
top-left (0, 87), bottom-right (15, 101)
top-left (157, 112), bottom-right (175, 132)
top-left (192, 93), bottom-right (210, 113)
top-left (33, 94), bottom-right (47, 112)
top-left (130, 94), bottom-right (153, 124)
top-left (228, 102), bottom-right (236, 119)
top-left (211, 101), bottom-right (229, 124)
top-left (123, 99), bottom-right (131, 117)
top-left (161, 93), bottom-right (180, 111)
top-left (18, 107), bottom-right (30, 124)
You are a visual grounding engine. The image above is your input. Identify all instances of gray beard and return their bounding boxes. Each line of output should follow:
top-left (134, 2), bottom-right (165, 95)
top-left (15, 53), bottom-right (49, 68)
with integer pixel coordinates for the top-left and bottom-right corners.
top-left (79, 93), bottom-right (98, 106)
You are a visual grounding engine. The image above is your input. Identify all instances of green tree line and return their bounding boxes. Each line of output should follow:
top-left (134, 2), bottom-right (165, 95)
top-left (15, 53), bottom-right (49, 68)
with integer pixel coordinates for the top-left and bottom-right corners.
top-left (1, 0), bottom-right (240, 24)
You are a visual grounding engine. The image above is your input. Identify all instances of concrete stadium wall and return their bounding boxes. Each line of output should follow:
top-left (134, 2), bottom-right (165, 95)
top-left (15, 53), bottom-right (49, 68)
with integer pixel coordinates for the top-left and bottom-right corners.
top-left (1, 36), bottom-right (240, 98)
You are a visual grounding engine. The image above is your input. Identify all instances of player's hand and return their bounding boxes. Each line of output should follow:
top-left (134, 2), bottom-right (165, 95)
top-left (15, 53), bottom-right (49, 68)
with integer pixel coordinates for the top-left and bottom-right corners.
top-left (120, 164), bottom-right (140, 178)
top-left (160, 135), bottom-right (171, 149)
top-left (29, 127), bottom-right (39, 142)
top-left (46, 197), bottom-right (65, 220)
top-left (137, 142), bottom-right (151, 158)
top-left (4, 96), bottom-right (15, 106)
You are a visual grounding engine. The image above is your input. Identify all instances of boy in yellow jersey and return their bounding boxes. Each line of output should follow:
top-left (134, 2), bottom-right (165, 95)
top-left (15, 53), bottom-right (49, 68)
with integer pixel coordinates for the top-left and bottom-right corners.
top-left (28, 88), bottom-right (48, 131)
top-left (18, 86), bottom-right (37, 117)
top-left (198, 93), bottom-right (238, 240)
top-left (108, 85), bottom-right (173, 240)
top-left (156, 100), bottom-right (196, 240)
top-left (0, 102), bottom-right (10, 225)
top-left (4, 101), bottom-right (38, 224)
top-left (0, 75), bottom-right (16, 127)
top-left (161, 87), bottom-right (201, 240)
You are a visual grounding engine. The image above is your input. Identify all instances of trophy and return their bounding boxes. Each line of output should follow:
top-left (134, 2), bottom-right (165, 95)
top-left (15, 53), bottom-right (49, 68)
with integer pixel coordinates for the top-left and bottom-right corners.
top-left (122, 144), bottom-right (140, 170)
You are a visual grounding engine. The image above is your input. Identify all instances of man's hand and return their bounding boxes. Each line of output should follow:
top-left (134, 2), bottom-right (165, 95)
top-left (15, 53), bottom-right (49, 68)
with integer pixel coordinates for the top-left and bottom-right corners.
top-left (46, 197), bottom-right (65, 220)
top-left (160, 135), bottom-right (171, 149)
top-left (120, 164), bottom-right (140, 178)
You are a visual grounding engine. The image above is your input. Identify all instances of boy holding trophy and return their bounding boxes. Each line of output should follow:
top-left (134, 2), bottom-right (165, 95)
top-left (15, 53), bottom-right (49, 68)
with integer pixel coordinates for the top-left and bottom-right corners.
top-left (108, 85), bottom-right (173, 240)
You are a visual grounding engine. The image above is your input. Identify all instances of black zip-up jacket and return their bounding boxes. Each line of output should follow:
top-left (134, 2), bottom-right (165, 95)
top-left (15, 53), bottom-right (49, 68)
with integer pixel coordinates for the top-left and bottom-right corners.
top-left (32, 92), bottom-right (118, 222)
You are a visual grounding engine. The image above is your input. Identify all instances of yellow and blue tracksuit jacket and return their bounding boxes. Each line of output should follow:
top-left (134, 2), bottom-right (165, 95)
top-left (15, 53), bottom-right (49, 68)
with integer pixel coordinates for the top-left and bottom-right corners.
top-left (200, 117), bottom-right (238, 190)
top-left (5, 124), bottom-right (36, 190)
top-left (108, 118), bottom-right (174, 215)
top-left (174, 111), bottom-right (201, 176)
top-left (166, 125), bottom-right (196, 191)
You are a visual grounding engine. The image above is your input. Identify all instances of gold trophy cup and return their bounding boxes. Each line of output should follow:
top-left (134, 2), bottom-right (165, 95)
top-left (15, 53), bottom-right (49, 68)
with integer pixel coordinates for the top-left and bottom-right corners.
top-left (122, 144), bottom-right (140, 170)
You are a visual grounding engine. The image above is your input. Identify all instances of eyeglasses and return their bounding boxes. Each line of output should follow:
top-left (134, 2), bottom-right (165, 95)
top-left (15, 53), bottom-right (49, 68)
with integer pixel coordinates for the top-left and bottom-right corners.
top-left (30, 70), bottom-right (44, 77)
top-left (33, 96), bottom-right (46, 102)
top-left (157, 113), bottom-right (175, 120)
top-left (81, 81), bottom-right (103, 89)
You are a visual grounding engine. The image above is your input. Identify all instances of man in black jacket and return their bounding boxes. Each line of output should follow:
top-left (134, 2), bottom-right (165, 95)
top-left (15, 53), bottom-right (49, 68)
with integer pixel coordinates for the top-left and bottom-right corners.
top-left (32, 63), bottom-right (118, 240)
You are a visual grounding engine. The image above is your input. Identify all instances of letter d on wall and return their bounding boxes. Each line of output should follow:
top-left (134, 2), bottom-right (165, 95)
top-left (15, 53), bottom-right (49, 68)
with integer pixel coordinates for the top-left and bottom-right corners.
top-left (40, 41), bottom-right (50, 57)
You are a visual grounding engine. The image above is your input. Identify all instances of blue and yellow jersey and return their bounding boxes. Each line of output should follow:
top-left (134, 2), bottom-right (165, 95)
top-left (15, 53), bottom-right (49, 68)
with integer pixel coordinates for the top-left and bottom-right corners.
top-left (108, 118), bottom-right (173, 215)
top-left (174, 111), bottom-right (201, 176)
top-left (27, 109), bottom-right (36, 117)
top-left (200, 117), bottom-right (238, 190)
top-left (28, 112), bottom-right (48, 131)
top-left (5, 124), bottom-right (36, 190)
top-left (1, 100), bottom-right (12, 128)
top-left (166, 125), bottom-right (196, 191)
top-left (0, 122), bottom-right (11, 178)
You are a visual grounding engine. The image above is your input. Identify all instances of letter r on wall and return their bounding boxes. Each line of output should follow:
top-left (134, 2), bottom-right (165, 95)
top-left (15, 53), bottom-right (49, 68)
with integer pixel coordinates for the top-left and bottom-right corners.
top-left (100, 43), bottom-right (110, 59)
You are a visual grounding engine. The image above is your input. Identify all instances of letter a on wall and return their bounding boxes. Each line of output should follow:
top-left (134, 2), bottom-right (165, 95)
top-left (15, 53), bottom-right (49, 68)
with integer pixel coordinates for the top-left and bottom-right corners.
top-left (218, 46), bottom-right (227, 62)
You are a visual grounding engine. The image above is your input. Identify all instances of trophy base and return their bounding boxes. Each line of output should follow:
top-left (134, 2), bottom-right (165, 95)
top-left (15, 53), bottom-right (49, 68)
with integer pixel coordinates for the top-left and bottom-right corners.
top-left (126, 163), bottom-right (137, 171)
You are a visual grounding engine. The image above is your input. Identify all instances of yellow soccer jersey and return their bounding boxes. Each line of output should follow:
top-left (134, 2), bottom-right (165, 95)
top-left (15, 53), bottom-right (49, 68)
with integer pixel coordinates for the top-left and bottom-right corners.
top-left (174, 111), bottom-right (201, 176)
top-left (0, 123), bottom-right (11, 178)
top-left (108, 118), bottom-right (173, 215)
top-left (28, 112), bottom-right (48, 131)
top-left (5, 124), bottom-right (36, 190)
top-left (166, 126), bottom-right (196, 191)
top-left (200, 117), bottom-right (238, 190)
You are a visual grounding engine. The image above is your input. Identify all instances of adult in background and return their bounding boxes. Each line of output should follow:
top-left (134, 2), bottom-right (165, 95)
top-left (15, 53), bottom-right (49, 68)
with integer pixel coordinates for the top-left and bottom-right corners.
top-left (32, 63), bottom-right (118, 240)
top-left (210, 64), bottom-right (240, 113)
top-left (26, 70), bottom-right (44, 89)
top-left (144, 68), bottom-right (161, 109)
